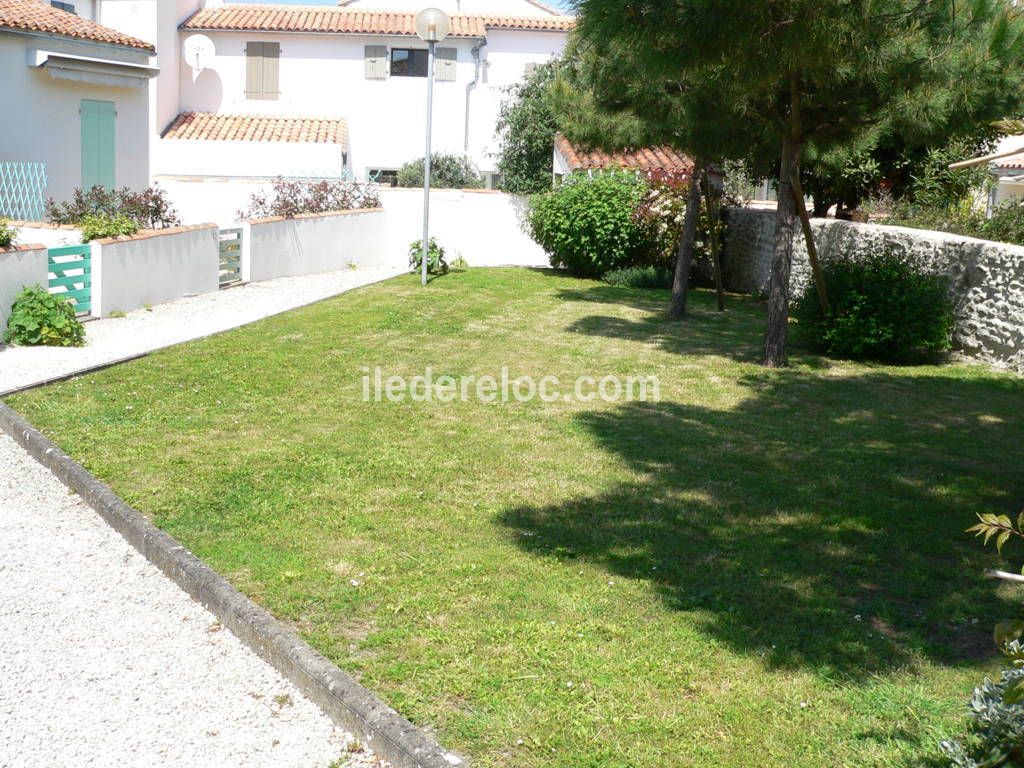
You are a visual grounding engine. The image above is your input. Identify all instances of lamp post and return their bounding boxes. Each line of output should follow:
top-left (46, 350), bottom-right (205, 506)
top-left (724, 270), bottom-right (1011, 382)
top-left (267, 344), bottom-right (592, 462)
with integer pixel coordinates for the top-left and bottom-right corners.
top-left (414, 8), bottom-right (450, 287)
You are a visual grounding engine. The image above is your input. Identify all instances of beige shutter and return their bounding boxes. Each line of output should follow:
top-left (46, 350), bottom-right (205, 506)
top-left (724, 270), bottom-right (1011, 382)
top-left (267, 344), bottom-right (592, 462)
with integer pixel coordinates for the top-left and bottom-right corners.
top-left (245, 41), bottom-right (263, 98)
top-left (262, 42), bottom-right (280, 99)
top-left (364, 45), bottom-right (388, 79)
top-left (436, 47), bottom-right (456, 82)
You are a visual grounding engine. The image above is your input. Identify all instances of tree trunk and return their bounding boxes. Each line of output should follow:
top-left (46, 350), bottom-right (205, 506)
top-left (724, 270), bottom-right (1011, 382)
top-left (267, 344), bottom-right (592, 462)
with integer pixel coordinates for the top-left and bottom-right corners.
top-left (669, 158), bottom-right (707, 320)
top-left (702, 168), bottom-right (725, 311)
top-left (789, 168), bottom-right (829, 315)
top-left (763, 136), bottom-right (801, 367)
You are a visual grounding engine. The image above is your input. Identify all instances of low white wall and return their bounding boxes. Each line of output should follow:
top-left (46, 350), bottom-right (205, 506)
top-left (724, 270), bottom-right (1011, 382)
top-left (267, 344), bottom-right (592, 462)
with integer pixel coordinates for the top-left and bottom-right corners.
top-left (155, 139), bottom-right (347, 180)
top-left (92, 224), bottom-right (220, 317)
top-left (11, 223), bottom-right (82, 249)
top-left (378, 188), bottom-right (548, 268)
top-left (0, 245), bottom-right (49, 330)
top-left (243, 208), bottom-right (388, 283)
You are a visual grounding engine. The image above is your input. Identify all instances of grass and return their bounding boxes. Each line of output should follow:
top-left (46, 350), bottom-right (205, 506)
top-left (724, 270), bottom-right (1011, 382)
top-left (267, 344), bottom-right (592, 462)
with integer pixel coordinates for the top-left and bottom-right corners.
top-left (8, 268), bottom-right (1024, 767)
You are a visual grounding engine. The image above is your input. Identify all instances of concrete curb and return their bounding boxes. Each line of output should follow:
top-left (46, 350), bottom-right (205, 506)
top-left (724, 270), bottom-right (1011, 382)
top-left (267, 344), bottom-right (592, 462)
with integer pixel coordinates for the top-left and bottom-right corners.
top-left (0, 402), bottom-right (463, 768)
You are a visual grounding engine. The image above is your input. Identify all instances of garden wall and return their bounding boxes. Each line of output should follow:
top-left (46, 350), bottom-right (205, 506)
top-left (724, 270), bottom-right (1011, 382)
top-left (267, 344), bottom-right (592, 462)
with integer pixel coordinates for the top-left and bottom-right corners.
top-left (721, 207), bottom-right (1024, 370)
top-left (10, 221), bottom-right (81, 249)
top-left (243, 208), bottom-right (388, 283)
top-left (92, 224), bottom-right (220, 317)
top-left (0, 244), bottom-right (48, 329)
top-left (377, 188), bottom-right (548, 268)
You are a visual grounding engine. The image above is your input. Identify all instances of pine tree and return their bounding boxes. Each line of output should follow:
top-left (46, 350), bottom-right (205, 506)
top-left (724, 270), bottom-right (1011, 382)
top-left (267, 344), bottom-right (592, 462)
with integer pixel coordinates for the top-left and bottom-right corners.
top-left (567, 0), bottom-right (1024, 365)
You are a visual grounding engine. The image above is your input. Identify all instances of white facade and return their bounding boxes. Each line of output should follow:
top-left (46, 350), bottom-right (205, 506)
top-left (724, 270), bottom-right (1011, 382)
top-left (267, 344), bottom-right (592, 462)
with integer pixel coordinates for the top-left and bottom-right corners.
top-left (0, 28), bottom-right (153, 206)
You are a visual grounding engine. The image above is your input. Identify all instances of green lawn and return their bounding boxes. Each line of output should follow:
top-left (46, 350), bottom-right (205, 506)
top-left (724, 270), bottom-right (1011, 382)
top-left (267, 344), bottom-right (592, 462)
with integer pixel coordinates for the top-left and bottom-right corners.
top-left (9, 268), bottom-right (1024, 767)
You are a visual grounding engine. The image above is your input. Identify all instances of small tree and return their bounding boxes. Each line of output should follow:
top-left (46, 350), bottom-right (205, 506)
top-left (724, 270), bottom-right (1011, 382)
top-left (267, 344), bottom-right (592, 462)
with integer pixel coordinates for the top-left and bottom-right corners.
top-left (496, 61), bottom-right (561, 195)
top-left (396, 153), bottom-right (482, 189)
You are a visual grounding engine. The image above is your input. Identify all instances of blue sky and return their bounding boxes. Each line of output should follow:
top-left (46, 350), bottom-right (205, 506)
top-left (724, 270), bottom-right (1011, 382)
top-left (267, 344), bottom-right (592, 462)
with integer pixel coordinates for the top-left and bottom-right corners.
top-left (238, 0), bottom-right (574, 10)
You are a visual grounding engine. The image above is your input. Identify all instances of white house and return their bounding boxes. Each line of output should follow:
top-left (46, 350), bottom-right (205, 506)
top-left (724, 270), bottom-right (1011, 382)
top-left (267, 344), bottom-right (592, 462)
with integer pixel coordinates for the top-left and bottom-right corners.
top-left (161, 0), bottom-right (572, 186)
top-left (0, 0), bottom-right (156, 211)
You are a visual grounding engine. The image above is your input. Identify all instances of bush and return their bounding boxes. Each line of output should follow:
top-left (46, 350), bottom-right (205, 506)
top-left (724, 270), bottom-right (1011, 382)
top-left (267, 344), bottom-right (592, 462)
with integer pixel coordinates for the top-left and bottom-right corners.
top-left (527, 173), bottom-right (662, 278)
top-left (793, 252), bottom-right (954, 362)
top-left (495, 60), bottom-right (559, 194)
top-left (408, 237), bottom-right (448, 275)
top-left (980, 201), bottom-right (1024, 246)
top-left (602, 266), bottom-right (674, 289)
top-left (396, 154), bottom-right (482, 189)
top-left (3, 285), bottom-right (85, 347)
top-left (80, 213), bottom-right (138, 242)
top-left (239, 177), bottom-right (381, 220)
top-left (0, 219), bottom-right (16, 249)
top-left (46, 185), bottom-right (180, 229)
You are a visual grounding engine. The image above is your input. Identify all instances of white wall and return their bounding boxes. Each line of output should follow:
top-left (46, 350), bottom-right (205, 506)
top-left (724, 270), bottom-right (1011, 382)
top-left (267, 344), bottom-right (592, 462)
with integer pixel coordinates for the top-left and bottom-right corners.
top-left (171, 28), bottom-right (566, 177)
top-left (340, 0), bottom-right (558, 16)
top-left (0, 34), bottom-right (151, 205)
top-left (0, 245), bottom-right (49, 329)
top-left (244, 208), bottom-right (388, 282)
top-left (156, 138), bottom-right (347, 180)
top-left (378, 188), bottom-right (546, 267)
top-left (92, 223), bottom-right (219, 315)
top-left (12, 224), bottom-right (82, 248)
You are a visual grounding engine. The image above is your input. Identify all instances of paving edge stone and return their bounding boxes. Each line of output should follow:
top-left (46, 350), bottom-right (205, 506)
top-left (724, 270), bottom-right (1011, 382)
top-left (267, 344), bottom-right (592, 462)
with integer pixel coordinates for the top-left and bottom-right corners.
top-left (0, 402), bottom-right (465, 768)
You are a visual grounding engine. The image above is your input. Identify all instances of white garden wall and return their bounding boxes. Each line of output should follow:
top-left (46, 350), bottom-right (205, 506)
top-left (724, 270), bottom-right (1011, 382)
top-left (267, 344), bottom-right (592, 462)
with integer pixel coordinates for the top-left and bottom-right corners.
top-left (92, 224), bottom-right (219, 317)
top-left (0, 245), bottom-right (48, 330)
top-left (11, 222), bottom-right (82, 249)
top-left (721, 207), bottom-right (1024, 371)
top-left (243, 208), bottom-right (388, 283)
top-left (378, 188), bottom-right (547, 268)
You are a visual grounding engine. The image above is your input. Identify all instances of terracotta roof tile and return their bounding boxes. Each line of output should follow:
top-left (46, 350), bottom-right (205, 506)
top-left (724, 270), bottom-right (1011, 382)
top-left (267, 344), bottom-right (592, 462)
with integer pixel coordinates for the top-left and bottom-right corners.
top-left (994, 152), bottom-right (1024, 171)
top-left (161, 112), bottom-right (349, 145)
top-left (0, 0), bottom-right (153, 51)
top-left (181, 5), bottom-right (573, 36)
top-left (555, 134), bottom-right (695, 175)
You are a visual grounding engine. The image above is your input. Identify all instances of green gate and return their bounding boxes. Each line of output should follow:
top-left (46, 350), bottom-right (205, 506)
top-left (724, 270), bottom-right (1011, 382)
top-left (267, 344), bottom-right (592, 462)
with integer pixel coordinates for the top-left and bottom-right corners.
top-left (218, 228), bottom-right (243, 286)
top-left (48, 244), bottom-right (92, 315)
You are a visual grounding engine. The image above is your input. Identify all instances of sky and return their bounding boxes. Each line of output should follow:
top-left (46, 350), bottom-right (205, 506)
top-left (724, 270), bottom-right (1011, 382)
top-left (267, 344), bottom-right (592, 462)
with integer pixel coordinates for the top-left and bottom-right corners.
top-left (238, 0), bottom-right (575, 10)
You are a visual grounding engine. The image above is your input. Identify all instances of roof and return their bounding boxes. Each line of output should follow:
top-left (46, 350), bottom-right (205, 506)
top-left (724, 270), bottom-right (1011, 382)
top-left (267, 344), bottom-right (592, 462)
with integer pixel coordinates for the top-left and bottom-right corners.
top-left (993, 152), bottom-right (1024, 172)
top-left (180, 5), bottom-right (574, 36)
top-left (555, 135), bottom-right (696, 175)
top-left (162, 112), bottom-right (349, 145)
top-left (0, 0), bottom-right (154, 51)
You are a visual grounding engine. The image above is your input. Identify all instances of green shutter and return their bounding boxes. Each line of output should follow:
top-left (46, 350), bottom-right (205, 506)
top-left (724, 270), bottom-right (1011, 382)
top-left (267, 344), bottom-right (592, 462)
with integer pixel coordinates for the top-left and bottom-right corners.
top-left (80, 100), bottom-right (115, 190)
top-left (364, 45), bottom-right (387, 79)
top-left (436, 47), bottom-right (457, 82)
top-left (245, 41), bottom-right (263, 98)
top-left (262, 42), bottom-right (280, 99)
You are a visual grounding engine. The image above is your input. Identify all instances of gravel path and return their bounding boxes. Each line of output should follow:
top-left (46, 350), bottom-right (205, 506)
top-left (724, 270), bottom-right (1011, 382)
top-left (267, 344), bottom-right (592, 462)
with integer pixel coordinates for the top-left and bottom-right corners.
top-left (0, 432), bottom-right (383, 768)
top-left (0, 264), bottom-right (402, 395)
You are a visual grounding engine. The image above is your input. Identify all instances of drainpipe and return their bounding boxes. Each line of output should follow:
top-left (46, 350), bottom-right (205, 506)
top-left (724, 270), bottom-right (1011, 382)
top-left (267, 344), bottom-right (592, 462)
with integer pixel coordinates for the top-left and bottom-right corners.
top-left (464, 38), bottom-right (487, 161)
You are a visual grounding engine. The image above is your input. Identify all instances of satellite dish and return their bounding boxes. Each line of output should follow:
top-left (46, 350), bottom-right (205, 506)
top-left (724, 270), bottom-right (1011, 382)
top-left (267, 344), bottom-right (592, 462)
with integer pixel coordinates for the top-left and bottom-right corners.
top-left (183, 34), bottom-right (215, 72)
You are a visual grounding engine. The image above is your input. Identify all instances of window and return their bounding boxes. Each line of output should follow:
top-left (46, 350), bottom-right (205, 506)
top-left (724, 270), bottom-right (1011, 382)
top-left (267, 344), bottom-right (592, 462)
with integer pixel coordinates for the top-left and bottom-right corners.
top-left (245, 41), bottom-right (280, 100)
top-left (390, 48), bottom-right (428, 77)
top-left (50, 0), bottom-right (75, 12)
top-left (368, 169), bottom-right (398, 187)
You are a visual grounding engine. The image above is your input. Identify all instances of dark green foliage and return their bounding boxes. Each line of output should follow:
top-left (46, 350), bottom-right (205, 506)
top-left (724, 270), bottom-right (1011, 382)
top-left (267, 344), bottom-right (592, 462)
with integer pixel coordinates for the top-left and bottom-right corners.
top-left (3, 285), bottom-right (85, 347)
top-left (80, 213), bottom-right (138, 242)
top-left (46, 185), bottom-right (180, 229)
top-left (981, 202), bottom-right (1024, 246)
top-left (602, 266), bottom-right (673, 289)
top-left (0, 219), bottom-right (16, 249)
top-left (794, 253), bottom-right (954, 361)
top-left (396, 154), bottom-right (482, 189)
top-left (527, 173), bottom-right (658, 278)
top-left (496, 60), bottom-right (559, 194)
top-left (239, 177), bottom-right (381, 220)
top-left (408, 237), bottom-right (448, 275)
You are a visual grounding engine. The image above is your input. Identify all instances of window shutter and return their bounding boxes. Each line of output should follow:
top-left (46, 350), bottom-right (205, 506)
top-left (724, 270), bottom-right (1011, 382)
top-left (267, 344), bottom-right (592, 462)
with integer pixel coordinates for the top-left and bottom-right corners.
top-left (364, 45), bottom-right (387, 79)
top-left (262, 41), bottom-right (280, 99)
top-left (245, 41), bottom-right (263, 98)
top-left (435, 47), bottom-right (456, 82)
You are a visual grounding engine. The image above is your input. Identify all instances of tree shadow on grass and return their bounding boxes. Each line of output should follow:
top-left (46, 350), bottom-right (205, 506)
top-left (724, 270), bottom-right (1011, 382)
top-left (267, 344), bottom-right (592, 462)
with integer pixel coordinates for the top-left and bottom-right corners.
top-left (499, 370), bottom-right (1024, 679)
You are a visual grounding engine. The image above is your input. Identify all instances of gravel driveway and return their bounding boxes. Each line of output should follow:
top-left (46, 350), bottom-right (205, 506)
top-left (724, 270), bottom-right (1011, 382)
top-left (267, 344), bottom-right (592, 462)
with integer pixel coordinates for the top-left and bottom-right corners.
top-left (0, 433), bottom-right (383, 768)
top-left (0, 264), bottom-right (403, 396)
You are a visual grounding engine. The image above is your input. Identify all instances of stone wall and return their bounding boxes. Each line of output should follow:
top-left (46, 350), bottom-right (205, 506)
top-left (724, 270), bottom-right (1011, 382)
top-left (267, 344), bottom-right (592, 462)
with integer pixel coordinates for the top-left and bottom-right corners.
top-left (720, 206), bottom-right (1024, 371)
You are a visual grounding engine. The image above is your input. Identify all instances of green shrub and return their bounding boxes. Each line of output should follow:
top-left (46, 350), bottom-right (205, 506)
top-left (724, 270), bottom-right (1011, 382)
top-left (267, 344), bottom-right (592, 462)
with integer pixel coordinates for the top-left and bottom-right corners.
top-left (397, 154), bottom-right (482, 189)
top-left (793, 252), bottom-right (954, 361)
top-left (0, 219), bottom-right (16, 249)
top-left (527, 173), bottom-right (660, 278)
top-left (980, 201), bottom-right (1024, 246)
top-left (80, 213), bottom-right (138, 242)
top-left (3, 285), bottom-right (85, 347)
top-left (602, 265), bottom-right (674, 289)
top-left (409, 237), bottom-right (449, 275)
